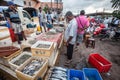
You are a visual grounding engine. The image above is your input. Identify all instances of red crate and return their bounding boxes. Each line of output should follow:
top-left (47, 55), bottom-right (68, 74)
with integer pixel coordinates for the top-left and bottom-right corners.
top-left (88, 53), bottom-right (112, 73)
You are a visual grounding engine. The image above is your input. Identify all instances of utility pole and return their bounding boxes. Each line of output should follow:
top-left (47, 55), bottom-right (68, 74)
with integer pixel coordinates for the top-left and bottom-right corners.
top-left (51, 0), bottom-right (52, 9)
top-left (57, 0), bottom-right (58, 10)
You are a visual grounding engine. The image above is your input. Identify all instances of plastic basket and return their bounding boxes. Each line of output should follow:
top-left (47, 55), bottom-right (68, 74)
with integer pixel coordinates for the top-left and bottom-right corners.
top-left (68, 69), bottom-right (85, 80)
top-left (83, 68), bottom-right (103, 80)
top-left (88, 53), bottom-right (112, 73)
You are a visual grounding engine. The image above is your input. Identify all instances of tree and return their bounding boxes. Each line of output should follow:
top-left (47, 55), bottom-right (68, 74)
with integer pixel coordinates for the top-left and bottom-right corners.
top-left (111, 0), bottom-right (120, 10)
top-left (112, 10), bottom-right (120, 19)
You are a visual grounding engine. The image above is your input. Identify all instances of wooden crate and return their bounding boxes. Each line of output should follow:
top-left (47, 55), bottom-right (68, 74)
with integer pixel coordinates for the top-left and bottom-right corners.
top-left (0, 49), bottom-right (20, 67)
top-left (9, 50), bottom-right (32, 70)
top-left (31, 41), bottom-right (54, 57)
top-left (15, 57), bottom-right (48, 80)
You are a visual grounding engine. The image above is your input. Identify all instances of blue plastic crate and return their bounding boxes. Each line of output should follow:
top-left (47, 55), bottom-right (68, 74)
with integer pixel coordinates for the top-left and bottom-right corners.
top-left (83, 68), bottom-right (103, 80)
top-left (68, 69), bottom-right (85, 80)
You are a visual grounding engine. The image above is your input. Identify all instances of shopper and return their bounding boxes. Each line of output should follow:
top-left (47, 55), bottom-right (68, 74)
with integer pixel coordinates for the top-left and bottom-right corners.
top-left (5, 1), bottom-right (27, 44)
top-left (38, 7), bottom-right (47, 32)
top-left (64, 11), bottom-right (77, 64)
top-left (75, 10), bottom-right (89, 49)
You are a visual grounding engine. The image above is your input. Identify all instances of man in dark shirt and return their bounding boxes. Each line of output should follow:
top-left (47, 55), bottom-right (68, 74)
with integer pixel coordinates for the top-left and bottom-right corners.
top-left (5, 1), bottom-right (26, 44)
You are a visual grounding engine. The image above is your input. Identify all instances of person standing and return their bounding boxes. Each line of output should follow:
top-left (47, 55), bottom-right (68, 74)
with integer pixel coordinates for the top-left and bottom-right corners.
top-left (75, 10), bottom-right (89, 49)
top-left (64, 11), bottom-right (77, 64)
top-left (38, 7), bottom-right (47, 32)
top-left (5, 1), bottom-right (27, 44)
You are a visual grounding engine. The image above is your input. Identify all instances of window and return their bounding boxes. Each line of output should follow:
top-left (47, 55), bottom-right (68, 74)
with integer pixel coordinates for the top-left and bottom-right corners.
top-left (29, 2), bottom-right (31, 6)
top-left (24, 1), bottom-right (26, 5)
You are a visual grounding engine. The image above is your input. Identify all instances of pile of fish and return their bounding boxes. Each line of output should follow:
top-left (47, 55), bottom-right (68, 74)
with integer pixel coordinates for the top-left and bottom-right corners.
top-left (21, 59), bottom-right (44, 76)
top-left (48, 67), bottom-right (68, 80)
top-left (13, 54), bottom-right (31, 66)
top-left (36, 44), bottom-right (50, 49)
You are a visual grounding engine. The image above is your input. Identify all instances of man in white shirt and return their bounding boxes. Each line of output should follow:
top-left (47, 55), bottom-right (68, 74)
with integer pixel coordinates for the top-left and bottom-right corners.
top-left (64, 11), bottom-right (77, 64)
top-left (38, 7), bottom-right (47, 32)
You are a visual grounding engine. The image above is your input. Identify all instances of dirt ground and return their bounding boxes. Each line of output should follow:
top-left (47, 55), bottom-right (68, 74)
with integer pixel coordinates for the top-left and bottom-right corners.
top-left (56, 37), bottom-right (120, 80)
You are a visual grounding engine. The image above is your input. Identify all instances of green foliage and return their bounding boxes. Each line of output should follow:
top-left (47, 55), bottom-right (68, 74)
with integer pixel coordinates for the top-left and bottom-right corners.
top-left (112, 10), bottom-right (120, 19)
top-left (111, 0), bottom-right (120, 9)
top-left (43, 4), bottom-right (50, 13)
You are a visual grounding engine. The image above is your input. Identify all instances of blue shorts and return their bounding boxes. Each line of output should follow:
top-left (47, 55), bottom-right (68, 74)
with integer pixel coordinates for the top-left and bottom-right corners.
top-left (76, 34), bottom-right (83, 44)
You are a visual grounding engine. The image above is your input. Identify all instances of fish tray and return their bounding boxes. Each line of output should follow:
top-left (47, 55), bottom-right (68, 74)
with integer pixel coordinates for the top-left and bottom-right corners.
top-left (88, 53), bottom-right (112, 73)
top-left (9, 50), bottom-right (32, 70)
top-left (0, 46), bottom-right (19, 57)
top-left (31, 41), bottom-right (54, 57)
top-left (68, 69), bottom-right (85, 80)
top-left (0, 49), bottom-right (19, 67)
top-left (16, 57), bottom-right (48, 80)
top-left (36, 33), bottom-right (63, 47)
top-left (83, 68), bottom-right (103, 80)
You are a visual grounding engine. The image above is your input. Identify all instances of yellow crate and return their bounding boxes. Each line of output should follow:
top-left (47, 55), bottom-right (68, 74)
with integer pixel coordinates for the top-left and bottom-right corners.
top-left (9, 50), bottom-right (32, 70)
top-left (16, 57), bottom-right (48, 80)
top-left (31, 41), bottom-right (54, 57)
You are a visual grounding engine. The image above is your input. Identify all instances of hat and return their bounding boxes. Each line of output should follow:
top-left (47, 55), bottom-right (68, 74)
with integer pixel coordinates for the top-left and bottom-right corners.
top-left (7, 1), bottom-right (14, 6)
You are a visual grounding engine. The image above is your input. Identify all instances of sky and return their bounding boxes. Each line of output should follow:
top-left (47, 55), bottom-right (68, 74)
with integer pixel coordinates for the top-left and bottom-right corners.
top-left (40, 0), bottom-right (114, 14)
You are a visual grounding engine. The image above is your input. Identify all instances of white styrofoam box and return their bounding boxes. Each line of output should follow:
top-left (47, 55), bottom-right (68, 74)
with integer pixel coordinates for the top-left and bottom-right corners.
top-left (31, 41), bottom-right (54, 50)
top-left (9, 51), bottom-right (32, 70)
top-left (0, 37), bottom-right (12, 47)
top-left (0, 26), bottom-right (8, 30)
top-left (0, 30), bottom-right (10, 39)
